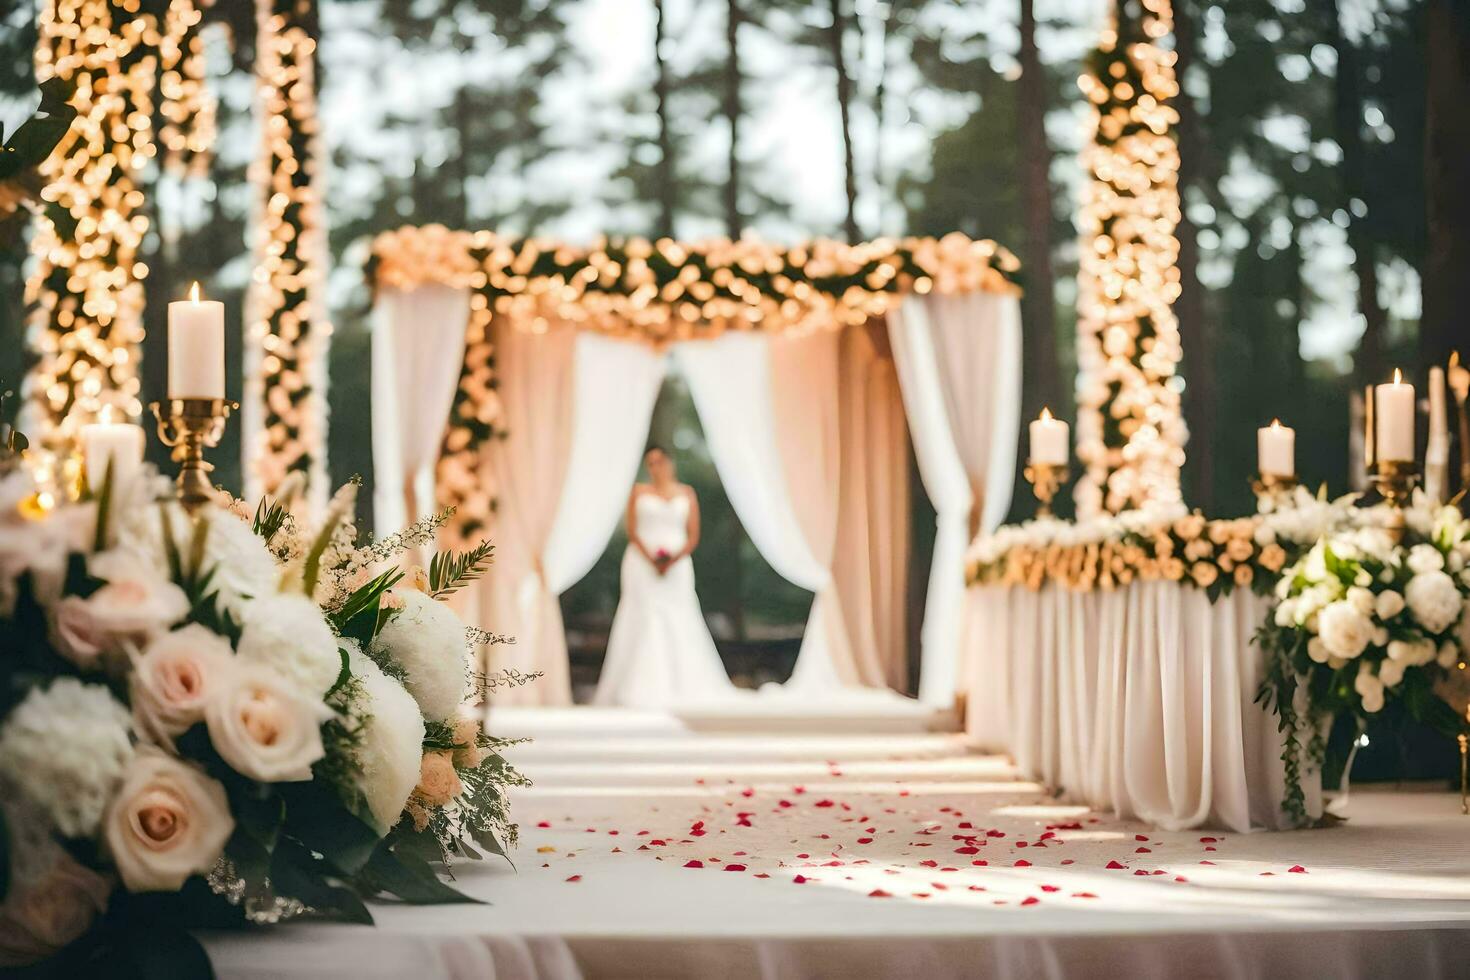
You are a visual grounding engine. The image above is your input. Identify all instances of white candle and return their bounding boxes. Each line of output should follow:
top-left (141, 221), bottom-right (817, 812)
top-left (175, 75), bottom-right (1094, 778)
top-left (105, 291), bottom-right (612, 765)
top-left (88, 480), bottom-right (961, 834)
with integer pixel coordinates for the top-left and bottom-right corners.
top-left (168, 282), bottom-right (225, 399)
top-left (1374, 369), bottom-right (1416, 463)
top-left (1257, 418), bottom-right (1295, 478)
top-left (1029, 408), bottom-right (1069, 465)
top-left (80, 417), bottom-right (144, 491)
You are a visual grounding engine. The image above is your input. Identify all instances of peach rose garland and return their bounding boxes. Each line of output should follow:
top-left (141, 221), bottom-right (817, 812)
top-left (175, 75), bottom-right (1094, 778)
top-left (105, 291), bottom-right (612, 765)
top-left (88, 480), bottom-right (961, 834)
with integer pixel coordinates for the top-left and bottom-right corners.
top-left (103, 750), bottom-right (234, 892)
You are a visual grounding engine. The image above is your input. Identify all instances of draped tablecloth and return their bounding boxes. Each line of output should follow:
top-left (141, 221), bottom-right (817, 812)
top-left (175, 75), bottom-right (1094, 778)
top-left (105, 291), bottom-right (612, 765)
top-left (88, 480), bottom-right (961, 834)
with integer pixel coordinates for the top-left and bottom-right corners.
top-left (963, 582), bottom-right (1322, 832)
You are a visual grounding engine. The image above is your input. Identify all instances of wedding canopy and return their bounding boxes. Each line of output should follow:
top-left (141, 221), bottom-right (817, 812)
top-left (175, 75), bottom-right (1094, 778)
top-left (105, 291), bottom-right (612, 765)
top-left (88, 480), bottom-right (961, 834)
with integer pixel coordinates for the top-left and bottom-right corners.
top-left (367, 226), bottom-right (1024, 708)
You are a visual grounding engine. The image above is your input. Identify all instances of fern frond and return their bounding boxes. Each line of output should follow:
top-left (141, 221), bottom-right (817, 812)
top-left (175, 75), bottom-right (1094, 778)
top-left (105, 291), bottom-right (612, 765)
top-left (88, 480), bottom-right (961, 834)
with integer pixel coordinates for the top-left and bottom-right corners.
top-left (428, 540), bottom-right (494, 599)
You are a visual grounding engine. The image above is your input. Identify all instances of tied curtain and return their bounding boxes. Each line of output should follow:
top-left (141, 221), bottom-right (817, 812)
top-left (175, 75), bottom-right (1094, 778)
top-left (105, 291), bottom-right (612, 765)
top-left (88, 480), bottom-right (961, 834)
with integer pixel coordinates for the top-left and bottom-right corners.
top-left (370, 285), bottom-right (471, 537)
top-left (888, 293), bottom-right (1022, 706)
top-left (477, 327), bottom-right (666, 706)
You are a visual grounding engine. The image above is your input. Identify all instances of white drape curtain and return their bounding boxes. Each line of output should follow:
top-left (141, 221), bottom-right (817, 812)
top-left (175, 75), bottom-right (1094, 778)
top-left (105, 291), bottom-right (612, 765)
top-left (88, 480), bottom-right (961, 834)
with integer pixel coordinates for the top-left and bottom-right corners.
top-left (676, 332), bottom-right (859, 691)
top-left (888, 293), bottom-right (1022, 706)
top-left (485, 331), bottom-right (668, 707)
top-left (371, 285), bottom-right (472, 536)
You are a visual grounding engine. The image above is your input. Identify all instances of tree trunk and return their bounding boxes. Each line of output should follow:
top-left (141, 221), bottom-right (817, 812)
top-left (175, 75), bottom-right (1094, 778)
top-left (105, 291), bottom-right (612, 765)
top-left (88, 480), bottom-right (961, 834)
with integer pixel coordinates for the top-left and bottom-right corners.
top-left (1286, 216), bottom-right (1307, 392)
top-left (453, 86), bottom-right (471, 227)
top-left (1172, 0), bottom-right (1214, 510)
top-left (723, 0), bottom-right (742, 237)
top-left (653, 0), bottom-right (676, 238)
top-left (1016, 0), bottom-right (1061, 428)
top-left (828, 0), bottom-right (860, 242)
top-left (1327, 0), bottom-right (1387, 389)
top-left (1424, 0), bottom-right (1470, 374)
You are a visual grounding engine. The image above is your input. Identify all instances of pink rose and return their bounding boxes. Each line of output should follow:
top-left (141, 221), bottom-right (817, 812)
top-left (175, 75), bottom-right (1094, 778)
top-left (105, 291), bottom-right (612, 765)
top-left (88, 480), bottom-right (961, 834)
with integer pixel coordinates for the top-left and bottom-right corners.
top-left (131, 625), bottom-right (237, 745)
top-left (0, 854), bottom-right (112, 967)
top-left (103, 750), bottom-right (233, 893)
top-left (205, 665), bottom-right (328, 783)
top-left (49, 551), bottom-right (190, 668)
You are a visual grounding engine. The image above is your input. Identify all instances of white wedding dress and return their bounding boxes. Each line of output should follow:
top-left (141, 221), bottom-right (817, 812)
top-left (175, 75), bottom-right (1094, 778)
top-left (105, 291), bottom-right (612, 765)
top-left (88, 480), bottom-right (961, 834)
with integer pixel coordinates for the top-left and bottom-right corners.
top-left (593, 491), bottom-right (737, 707)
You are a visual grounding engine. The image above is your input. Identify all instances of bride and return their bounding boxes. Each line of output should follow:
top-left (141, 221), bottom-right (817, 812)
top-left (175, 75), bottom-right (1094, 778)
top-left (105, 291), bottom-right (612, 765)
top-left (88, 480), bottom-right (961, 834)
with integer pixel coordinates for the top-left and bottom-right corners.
top-left (593, 446), bottom-right (736, 707)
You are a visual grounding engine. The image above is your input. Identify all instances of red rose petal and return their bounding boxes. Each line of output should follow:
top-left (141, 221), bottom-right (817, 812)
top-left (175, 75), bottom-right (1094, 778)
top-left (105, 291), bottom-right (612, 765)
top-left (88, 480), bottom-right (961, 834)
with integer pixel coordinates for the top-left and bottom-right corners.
top-left (1199, 837), bottom-right (1218, 843)
top-left (536, 821), bottom-right (552, 828)
top-left (683, 860), bottom-right (704, 869)
top-left (1106, 860), bottom-right (1127, 870)
top-left (793, 875), bottom-right (809, 883)
top-left (1135, 847), bottom-right (1152, 853)
top-left (1014, 860), bottom-right (1032, 867)
top-left (1040, 885), bottom-right (1061, 893)
top-left (968, 885), bottom-right (986, 892)
top-left (1072, 892), bottom-right (1098, 899)
top-left (724, 864), bottom-right (747, 872)
top-left (1288, 865), bottom-right (1307, 874)
top-left (754, 873), bottom-right (771, 879)
top-left (972, 860), bottom-right (988, 867)
top-left (920, 859), bottom-right (938, 868)
top-left (1021, 896), bottom-right (1040, 906)
top-left (857, 838), bottom-right (874, 844)
top-left (1135, 835), bottom-right (1149, 842)
top-left (955, 846), bottom-right (979, 855)
top-left (1061, 859), bottom-right (1075, 865)
top-left (868, 889), bottom-right (893, 898)
top-left (815, 800), bottom-right (836, 808)
top-left (1200, 860), bottom-right (1216, 866)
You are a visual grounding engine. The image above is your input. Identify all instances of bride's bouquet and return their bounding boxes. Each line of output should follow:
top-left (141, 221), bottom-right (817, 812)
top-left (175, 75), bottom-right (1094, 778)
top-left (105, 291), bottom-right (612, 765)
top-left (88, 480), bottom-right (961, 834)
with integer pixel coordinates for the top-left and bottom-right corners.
top-left (1258, 499), bottom-right (1470, 823)
top-left (0, 456), bottom-right (529, 976)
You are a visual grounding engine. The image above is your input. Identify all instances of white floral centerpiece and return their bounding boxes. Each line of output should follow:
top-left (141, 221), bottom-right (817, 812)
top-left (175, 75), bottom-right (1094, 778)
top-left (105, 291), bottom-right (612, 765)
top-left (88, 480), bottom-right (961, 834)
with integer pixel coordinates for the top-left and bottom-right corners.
top-left (0, 453), bottom-right (531, 977)
top-left (1257, 498), bottom-right (1470, 823)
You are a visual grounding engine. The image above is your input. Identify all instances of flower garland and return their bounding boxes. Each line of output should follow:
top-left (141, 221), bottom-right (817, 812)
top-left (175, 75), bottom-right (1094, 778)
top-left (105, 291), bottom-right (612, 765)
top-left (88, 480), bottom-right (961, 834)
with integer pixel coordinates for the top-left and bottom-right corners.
top-left (369, 226), bottom-right (1022, 542)
top-left (23, 0), bottom-right (214, 452)
top-left (1258, 504), bottom-right (1470, 823)
top-left (243, 0), bottom-right (331, 513)
top-left (1073, 0), bottom-right (1188, 517)
top-left (0, 453), bottom-right (529, 974)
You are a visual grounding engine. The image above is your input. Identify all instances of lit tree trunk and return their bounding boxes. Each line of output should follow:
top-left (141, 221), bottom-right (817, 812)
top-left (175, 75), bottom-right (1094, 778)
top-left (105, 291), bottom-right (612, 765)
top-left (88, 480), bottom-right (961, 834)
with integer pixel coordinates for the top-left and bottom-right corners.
top-left (1286, 216), bottom-right (1307, 391)
top-left (1326, 0), bottom-right (1387, 389)
top-left (652, 0), bottom-right (676, 238)
top-left (1172, 0), bottom-right (1213, 510)
top-left (828, 0), bottom-right (860, 242)
top-left (723, 0), bottom-right (742, 237)
top-left (1017, 0), bottom-right (1061, 431)
top-left (1424, 0), bottom-right (1470, 374)
top-left (245, 0), bottom-right (331, 511)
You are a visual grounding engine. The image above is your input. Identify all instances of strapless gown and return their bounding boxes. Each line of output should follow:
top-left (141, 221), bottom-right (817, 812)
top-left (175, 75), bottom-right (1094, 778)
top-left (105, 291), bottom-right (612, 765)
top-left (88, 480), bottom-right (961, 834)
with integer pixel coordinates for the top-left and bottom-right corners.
top-left (593, 492), bottom-right (736, 707)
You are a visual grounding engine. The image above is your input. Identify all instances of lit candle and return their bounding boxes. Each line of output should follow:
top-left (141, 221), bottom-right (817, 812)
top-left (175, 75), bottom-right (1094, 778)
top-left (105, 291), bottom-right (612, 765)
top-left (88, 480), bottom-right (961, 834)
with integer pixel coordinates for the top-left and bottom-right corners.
top-left (1029, 407), bottom-right (1069, 465)
top-left (1374, 369), bottom-right (1415, 463)
top-left (1257, 418), bottom-right (1295, 478)
top-left (168, 282), bottom-right (225, 399)
top-left (80, 411), bottom-right (145, 491)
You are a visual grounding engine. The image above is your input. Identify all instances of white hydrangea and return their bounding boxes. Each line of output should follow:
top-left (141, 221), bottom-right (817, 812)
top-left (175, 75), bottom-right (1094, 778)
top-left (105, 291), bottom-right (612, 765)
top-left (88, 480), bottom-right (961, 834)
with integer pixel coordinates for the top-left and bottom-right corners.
top-left (1375, 590), bottom-right (1406, 621)
top-left (368, 590), bottom-right (469, 722)
top-left (0, 679), bottom-right (134, 838)
top-left (1317, 601), bottom-right (1373, 660)
top-left (1407, 544), bottom-right (1446, 575)
top-left (116, 502), bottom-right (279, 617)
top-left (342, 643), bottom-right (424, 833)
top-left (236, 592), bottom-right (343, 697)
top-left (1378, 657), bottom-right (1406, 689)
top-left (1405, 570), bottom-right (1463, 635)
top-left (1354, 662), bottom-right (1385, 713)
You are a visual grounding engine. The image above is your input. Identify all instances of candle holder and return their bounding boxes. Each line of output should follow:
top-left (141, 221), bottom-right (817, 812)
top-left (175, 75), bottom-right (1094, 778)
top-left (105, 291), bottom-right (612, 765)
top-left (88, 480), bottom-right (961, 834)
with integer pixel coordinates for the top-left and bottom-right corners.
top-left (1024, 460), bottom-right (1069, 518)
top-left (150, 398), bottom-right (238, 512)
top-left (1368, 459), bottom-right (1418, 544)
top-left (1250, 472), bottom-right (1298, 504)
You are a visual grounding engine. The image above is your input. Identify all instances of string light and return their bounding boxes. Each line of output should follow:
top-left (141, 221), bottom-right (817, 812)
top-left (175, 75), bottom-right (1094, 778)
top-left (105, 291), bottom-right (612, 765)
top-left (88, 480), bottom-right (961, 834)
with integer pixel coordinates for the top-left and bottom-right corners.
top-left (244, 0), bottom-right (331, 513)
top-left (1074, 0), bottom-right (1187, 517)
top-left (24, 0), bottom-right (211, 453)
top-left (369, 225), bottom-right (1023, 545)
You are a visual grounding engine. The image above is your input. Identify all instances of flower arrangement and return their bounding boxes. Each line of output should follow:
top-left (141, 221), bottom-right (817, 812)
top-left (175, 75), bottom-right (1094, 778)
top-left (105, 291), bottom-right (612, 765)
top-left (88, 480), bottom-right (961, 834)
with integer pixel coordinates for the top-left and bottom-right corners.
top-left (1257, 501), bottom-right (1470, 823)
top-left (0, 455), bottom-right (530, 976)
top-left (967, 487), bottom-right (1348, 598)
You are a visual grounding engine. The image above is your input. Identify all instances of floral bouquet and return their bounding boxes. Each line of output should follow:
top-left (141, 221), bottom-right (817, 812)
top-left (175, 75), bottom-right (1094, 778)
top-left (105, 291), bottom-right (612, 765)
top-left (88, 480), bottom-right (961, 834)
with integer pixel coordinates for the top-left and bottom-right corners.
top-left (1257, 501), bottom-right (1470, 822)
top-left (0, 456), bottom-right (530, 977)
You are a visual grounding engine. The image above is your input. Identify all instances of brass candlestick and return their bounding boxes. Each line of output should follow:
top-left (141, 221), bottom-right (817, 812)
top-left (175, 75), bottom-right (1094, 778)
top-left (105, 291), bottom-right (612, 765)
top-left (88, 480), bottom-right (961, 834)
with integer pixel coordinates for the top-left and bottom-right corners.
top-left (1450, 351), bottom-right (1469, 507)
top-left (1459, 732), bottom-right (1468, 816)
top-left (1251, 472), bottom-right (1298, 503)
top-left (1023, 460), bottom-right (1069, 518)
top-left (150, 398), bottom-right (237, 512)
top-left (1369, 458), bottom-right (1418, 544)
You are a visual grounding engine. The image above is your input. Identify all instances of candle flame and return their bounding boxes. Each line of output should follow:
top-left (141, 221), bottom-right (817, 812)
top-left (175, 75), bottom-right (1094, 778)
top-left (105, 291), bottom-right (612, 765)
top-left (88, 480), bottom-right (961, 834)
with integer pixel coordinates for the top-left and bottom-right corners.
top-left (1393, 368), bottom-right (1402, 385)
top-left (1040, 407), bottom-right (1053, 421)
top-left (99, 404), bottom-right (114, 425)
top-left (189, 281), bottom-right (201, 303)
top-left (1270, 418), bottom-right (1281, 429)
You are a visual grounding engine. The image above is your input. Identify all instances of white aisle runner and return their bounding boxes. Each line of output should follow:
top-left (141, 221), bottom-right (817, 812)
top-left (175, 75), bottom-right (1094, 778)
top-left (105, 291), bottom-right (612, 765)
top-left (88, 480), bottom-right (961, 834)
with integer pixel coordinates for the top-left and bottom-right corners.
top-left (202, 714), bottom-right (1470, 979)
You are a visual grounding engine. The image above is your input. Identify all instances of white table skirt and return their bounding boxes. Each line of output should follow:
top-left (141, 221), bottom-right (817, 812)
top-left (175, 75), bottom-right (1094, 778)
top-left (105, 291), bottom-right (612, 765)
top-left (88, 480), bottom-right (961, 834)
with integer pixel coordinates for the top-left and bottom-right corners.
top-left (964, 582), bottom-right (1322, 832)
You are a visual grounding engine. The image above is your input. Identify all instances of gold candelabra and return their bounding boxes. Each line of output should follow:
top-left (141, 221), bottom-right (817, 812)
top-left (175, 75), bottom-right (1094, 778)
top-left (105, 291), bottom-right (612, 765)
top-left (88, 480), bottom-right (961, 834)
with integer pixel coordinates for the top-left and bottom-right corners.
top-left (150, 398), bottom-right (237, 512)
top-left (1368, 458), bottom-right (1418, 544)
top-left (1250, 472), bottom-right (1298, 503)
top-left (1451, 351), bottom-right (1468, 507)
top-left (1024, 461), bottom-right (1069, 518)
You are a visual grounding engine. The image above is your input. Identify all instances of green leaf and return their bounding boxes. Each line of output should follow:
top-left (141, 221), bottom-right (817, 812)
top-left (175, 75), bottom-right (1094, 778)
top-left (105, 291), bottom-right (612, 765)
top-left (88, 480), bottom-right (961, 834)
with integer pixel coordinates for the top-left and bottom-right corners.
top-left (362, 841), bottom-right (481, 905)
top-left (90, 456), bottom-right (114, 552)
top-left (251, 496), bottom-right (292, 545)
top-left (427, 540), bottom-right (494, 599)
top-left (279, 781), bottom-right (382, 876)
top-left (270, 838), bottom-right (375, 926)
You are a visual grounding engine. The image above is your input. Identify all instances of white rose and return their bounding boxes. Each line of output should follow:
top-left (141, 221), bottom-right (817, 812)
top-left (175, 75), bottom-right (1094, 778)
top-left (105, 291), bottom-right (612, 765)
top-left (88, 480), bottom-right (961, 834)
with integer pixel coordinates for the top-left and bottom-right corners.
top-left (1387, 640), bottom-right (1414, 662)
top-left (369, 590), bottom-right (469, 722)
top-left (1275, 599), bottom-right (1298, 627)
top-left (1347, 587), bottom-right (1375, 615)
top-left (1450, 551), bottom-right (1466, 574)
top-left (1354, 664), bottom-right (1385, 713)
top-left (205, 666), bottom-right (328, 783)
top-left (1318, 601), bottom-right (1373, 660)
top-left (49, 551), bottom-right (190, 668)
top-left (1375, 590), bottom-right (1406, 621)
top-left (117, 503), bottom-right (278, 618)
top-left (103, 750), bottom-right (233, 892)
top-left (1408, 544), bottom-right (1446, 575)
top-left (131, 625), bottom-right (237, 745)
top-left (340, 643), bottom-right (425, 833)
top-left (1371, 626), bottom-right (1390, 647)
top-left (1307, 637), bottom-right (1330, 663)
top-left (0, 679), bottom-right (134, 838)
top-left (236, 593), bottom-right (343, 697)
top-left (1405, 570), bottom-right (1463, 635)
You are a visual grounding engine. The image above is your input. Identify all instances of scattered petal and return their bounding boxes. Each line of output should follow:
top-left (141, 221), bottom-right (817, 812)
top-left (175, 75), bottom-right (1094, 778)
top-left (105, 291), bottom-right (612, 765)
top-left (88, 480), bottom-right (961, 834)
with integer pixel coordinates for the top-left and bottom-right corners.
top-left (683, 860), bottom-right (704, 869)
